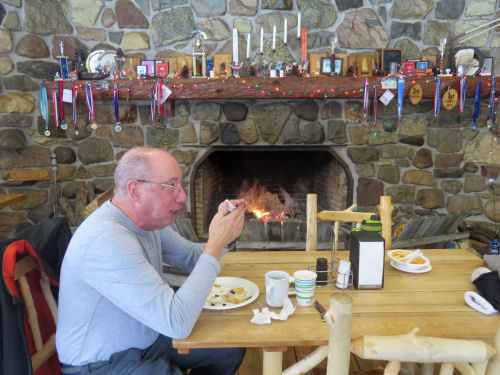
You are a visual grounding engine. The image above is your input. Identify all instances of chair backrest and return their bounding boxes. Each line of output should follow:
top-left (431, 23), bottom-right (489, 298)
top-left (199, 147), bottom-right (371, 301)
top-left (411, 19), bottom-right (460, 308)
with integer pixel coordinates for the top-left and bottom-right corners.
top-left (3, 240), bottom-right (61, 374)
top-left (306, 194), bottom-right (393, 252)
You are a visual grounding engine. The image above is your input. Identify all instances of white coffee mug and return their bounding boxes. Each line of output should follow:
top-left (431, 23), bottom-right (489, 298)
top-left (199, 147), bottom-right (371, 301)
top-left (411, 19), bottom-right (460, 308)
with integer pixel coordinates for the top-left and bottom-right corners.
top-left (265, 270), bottom-right (290, 307)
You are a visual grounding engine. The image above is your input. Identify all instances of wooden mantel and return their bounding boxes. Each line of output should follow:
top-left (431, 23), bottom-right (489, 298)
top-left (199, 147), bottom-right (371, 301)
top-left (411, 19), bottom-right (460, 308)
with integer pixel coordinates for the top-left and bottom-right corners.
top-left (42, 76), bottom-right (499, 101)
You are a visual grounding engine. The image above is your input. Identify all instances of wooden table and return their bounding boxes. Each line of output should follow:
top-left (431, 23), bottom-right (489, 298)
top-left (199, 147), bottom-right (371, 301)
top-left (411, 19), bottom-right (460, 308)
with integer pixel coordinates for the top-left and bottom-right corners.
top-left (173, 249), bottom-right (499, 374)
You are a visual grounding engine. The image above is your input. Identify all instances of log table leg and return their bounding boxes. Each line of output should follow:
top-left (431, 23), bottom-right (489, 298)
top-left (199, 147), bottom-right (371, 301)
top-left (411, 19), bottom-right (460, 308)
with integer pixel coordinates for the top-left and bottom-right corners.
top-left (263, 347), bottom-right (286, 375)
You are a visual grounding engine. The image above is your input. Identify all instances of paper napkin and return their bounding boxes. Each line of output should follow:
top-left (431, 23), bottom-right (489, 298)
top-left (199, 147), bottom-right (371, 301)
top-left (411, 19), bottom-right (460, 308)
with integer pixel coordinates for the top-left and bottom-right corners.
top-left (250, 297), bottom-right (295, 324)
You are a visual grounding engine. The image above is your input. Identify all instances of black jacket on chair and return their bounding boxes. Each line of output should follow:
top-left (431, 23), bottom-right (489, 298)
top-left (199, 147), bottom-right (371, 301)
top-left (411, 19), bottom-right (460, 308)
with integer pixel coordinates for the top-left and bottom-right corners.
top-left (0, 217), bottom-right (71, 375)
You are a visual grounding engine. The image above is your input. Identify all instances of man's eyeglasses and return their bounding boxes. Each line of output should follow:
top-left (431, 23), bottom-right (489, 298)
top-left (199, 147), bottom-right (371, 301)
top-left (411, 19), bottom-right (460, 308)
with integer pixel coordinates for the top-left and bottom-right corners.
top-left (134, 179), bottom-right (183, 196)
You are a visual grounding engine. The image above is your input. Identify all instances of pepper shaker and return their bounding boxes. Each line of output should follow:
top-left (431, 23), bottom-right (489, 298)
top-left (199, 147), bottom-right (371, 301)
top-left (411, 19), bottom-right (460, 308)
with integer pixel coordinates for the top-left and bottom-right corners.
top-left (316, 257), bottom-right (328, 285)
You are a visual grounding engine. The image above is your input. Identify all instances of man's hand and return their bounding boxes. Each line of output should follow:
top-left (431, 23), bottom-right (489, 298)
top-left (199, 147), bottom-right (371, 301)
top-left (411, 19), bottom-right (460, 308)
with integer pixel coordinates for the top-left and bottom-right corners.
top-left (204, 199), bottom-right (247, 260)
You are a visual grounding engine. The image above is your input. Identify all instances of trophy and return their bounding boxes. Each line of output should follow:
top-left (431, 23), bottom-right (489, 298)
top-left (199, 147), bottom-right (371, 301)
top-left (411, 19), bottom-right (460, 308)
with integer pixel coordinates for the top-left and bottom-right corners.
top-left (57, 41), bottom-right (69, 80)
top-left (191, 30), bottom-right (207, 77)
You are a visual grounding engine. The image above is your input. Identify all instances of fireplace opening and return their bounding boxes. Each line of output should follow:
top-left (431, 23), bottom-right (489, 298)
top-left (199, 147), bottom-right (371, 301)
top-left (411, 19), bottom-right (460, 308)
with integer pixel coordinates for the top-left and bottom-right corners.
top-left (190, 147), bottom-right (353, 248)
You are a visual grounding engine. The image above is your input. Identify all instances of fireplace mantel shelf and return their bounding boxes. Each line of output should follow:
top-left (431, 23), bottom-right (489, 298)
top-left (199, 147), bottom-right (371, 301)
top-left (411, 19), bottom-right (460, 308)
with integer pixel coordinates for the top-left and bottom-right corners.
top-left (42, 76), bottom-right (499, 101)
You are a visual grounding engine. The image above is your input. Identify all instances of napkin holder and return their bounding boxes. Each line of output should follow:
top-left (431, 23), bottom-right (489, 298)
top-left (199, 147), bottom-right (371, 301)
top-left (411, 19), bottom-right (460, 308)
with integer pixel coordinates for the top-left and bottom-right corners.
top-left (349, 231), bottom-right (385, 289)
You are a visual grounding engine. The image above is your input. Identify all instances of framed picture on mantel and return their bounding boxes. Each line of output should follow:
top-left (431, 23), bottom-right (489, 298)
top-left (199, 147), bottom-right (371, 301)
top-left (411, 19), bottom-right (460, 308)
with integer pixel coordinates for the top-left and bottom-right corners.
top-left (381, 48), bottom-right (403, 75)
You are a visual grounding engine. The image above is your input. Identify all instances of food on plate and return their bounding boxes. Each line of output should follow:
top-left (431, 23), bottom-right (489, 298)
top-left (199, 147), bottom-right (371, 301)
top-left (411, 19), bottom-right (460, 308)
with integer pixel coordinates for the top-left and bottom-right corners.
top-left (205, 283), bottom-right (251, 307)
top-left (390, 250), bottom-right (411, 259)
top-left (409, 256), bottom-right (426, 265)
top-left (390, 250), bottom-right (426, 265)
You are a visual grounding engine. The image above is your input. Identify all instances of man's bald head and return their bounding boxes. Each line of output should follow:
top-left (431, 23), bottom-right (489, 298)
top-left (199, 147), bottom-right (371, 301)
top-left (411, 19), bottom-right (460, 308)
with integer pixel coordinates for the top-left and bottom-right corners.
top-left (114, 147), bottom-right (177, 198)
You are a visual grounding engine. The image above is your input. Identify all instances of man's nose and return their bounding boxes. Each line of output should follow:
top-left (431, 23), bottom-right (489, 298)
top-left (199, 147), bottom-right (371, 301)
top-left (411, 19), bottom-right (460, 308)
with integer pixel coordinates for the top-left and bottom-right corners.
top-left (176, 186), bottom-right (188, 203)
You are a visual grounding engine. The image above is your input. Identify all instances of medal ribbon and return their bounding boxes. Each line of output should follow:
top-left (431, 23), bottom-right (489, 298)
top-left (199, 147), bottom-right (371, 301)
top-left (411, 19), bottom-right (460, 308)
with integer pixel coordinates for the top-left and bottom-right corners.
top-left (150, 88), bottom-right (156, 125)
top-left (489, 77), bottom-right (496, 120)
top-left (85, 81), bottom-right (95, 124)
top-left (472, 81), bottom-right (482, 130)
top-left (40, 85), bottom-right (49, 134)
top-left (372, 85), bottom-right (378, 128)
top-left (155, 81), bottom-right (163, 115)
top-left (113, 83), bottom-right (119, 124)
top-left (397, 77), bottom-right (405, 126)
top-left (459, 76), bottom-right (466, 121)
top-left (51, 89), bottom-right (59, 128)
top-left (72, 86), bottom-right (78, 129)
top-left (434, 78), bottom-right (442, 119)
top-left (58, 81), bottom-right (64, 124)
top-left (362, 78), bottom-right (369, 125)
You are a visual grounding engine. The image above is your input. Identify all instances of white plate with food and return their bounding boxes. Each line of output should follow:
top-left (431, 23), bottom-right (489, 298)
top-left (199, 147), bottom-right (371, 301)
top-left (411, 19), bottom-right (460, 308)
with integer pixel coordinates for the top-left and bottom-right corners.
top-left (387, 249), bottom-right (430, 271)
top-left (390, 260), bottom-right (432, 273)
top-left (204, 277), bottom-right (259, 310)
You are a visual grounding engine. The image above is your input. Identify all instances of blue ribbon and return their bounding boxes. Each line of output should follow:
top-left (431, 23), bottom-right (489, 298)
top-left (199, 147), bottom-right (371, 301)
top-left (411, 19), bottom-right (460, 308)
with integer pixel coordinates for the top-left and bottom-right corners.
top-left (459, 77), bottom-right (466, 121)
top-left (397, 77), bottom-right (405, 124)
top-left (114, 85), bottom-right (119, 123)
top-left (40, 85), bottom-right (48, 134)
top-left (434, 78), bottom-right (441, 118)
top-left (489, 77), bottom-right (496, 120)
top-left (472, 81), bottom-right (482, 130)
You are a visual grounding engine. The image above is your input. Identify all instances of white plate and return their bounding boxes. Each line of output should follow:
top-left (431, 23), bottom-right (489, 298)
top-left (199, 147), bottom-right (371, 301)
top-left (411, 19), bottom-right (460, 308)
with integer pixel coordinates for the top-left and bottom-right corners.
top-left (390, 260), bottom-right (432, 274)
top-left (204, 277), bottom-right (259, 310)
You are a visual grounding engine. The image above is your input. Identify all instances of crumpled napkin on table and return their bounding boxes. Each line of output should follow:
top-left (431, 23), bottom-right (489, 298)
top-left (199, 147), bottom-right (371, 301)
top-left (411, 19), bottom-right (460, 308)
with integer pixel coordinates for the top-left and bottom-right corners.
top-left (250, 297), bottom-right (295, 324)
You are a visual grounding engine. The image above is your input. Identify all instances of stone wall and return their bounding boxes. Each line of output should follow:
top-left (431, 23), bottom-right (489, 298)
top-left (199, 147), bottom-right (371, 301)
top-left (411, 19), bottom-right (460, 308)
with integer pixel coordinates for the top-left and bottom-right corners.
top-left (1, 0), bottom-right (500, 239)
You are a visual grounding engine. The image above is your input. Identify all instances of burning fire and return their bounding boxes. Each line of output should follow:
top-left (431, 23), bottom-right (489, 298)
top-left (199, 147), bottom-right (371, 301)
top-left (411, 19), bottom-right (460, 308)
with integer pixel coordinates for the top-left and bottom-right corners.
top-left (251, 209), bottom-right (288, 224)
top-left (238, 182), bottom-right (294, 224)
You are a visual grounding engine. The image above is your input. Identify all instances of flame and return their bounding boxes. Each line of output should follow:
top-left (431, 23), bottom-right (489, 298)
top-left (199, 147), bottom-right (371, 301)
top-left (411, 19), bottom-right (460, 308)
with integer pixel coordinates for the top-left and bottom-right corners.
top-left (252, 209), bottom-right (270, 219)
top-left (251, 209), bottom-right (288, 224)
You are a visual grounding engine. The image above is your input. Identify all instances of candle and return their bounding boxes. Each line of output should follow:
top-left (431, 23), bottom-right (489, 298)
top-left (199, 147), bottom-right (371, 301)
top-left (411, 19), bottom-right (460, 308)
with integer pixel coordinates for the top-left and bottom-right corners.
top-left (297, 12), bottom-right (301, 38)
top-left (260, 27), bottom-right (263, 53)
top-left (284, 18), bottom-right (287, 45)
top-left (246, 33), bottom-right (250, 59)
top-left (232, 28), bottom-right (238, 64)
top-left (272, 24), bottom-right (276, 50)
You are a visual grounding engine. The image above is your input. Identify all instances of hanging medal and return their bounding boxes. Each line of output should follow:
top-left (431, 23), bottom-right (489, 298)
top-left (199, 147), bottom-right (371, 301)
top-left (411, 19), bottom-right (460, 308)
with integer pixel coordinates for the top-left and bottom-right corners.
top-left (433, 77), bottom-right (442, 119)
top-left (150, 87), bottom-right (156, 128)
top-left (156, 80), bottom-right (163, 116)
top-left (72, 86), bottom-right (78, 135)
top-left (86, 81), bottom-right (97, 129)
top-left (372, 85), bottom-right (378, 136)
top-left (397, 77), bottom-right (405, 127)
top-left (114, 83), bottom-right (121, 132)
top-left (58, 81), bottom-right (67, 129)
top-left (487, 77), bottom-right (496, 128)
top-left (472, 81), bottom-right (481, 131)
top-left (40, 85), bottom-right (50, 136)
top-left (362, 78), bottom-right (369, 128)
top-left (51, 89), bottom-right (59, 129)
top-left (458, 76), bottom-right (466, 122)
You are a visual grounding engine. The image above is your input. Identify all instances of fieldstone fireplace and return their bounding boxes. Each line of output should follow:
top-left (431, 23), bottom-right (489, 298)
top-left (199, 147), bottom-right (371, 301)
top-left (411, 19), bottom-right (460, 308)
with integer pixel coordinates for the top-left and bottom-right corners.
top-left (190, 146), bottom-right (353, 245)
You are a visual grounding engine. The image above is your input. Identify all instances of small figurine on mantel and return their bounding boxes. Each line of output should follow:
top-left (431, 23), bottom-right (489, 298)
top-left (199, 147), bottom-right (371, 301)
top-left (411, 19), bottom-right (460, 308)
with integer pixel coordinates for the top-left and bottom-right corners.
top-left (330, 35), bottom-right (337, 76)
top-left (115, 48), bottom-right (126, 79)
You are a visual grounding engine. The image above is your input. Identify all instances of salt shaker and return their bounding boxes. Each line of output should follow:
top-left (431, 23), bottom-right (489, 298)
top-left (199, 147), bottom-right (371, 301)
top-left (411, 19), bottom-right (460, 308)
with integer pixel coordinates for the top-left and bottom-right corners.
top-left (336, 260), bottom-right (351, 289)
top-left (316, 257), bottom-right (328, 285)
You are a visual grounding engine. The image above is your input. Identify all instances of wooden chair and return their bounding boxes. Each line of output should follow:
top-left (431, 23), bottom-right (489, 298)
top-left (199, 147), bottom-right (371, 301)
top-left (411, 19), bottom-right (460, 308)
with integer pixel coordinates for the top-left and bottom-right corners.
top-left (283, 294), bottom-right (499, 375)
top-left (306, 194), bottom-right (393, 252)
top-left (3, 240), bottom-right (61, 374)
top-left (392, 212), bottom-right (470, 249)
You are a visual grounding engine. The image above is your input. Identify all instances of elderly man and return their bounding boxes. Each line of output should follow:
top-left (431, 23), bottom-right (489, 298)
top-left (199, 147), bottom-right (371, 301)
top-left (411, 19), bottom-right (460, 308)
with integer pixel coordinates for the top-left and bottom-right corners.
top-left (56, 147), bottom-right (247, 375)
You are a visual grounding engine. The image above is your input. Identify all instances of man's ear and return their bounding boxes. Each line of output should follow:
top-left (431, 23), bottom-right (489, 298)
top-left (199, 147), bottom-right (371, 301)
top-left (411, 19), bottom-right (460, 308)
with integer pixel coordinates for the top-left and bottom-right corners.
top-left (127, 180), bottom-right (142, 202)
